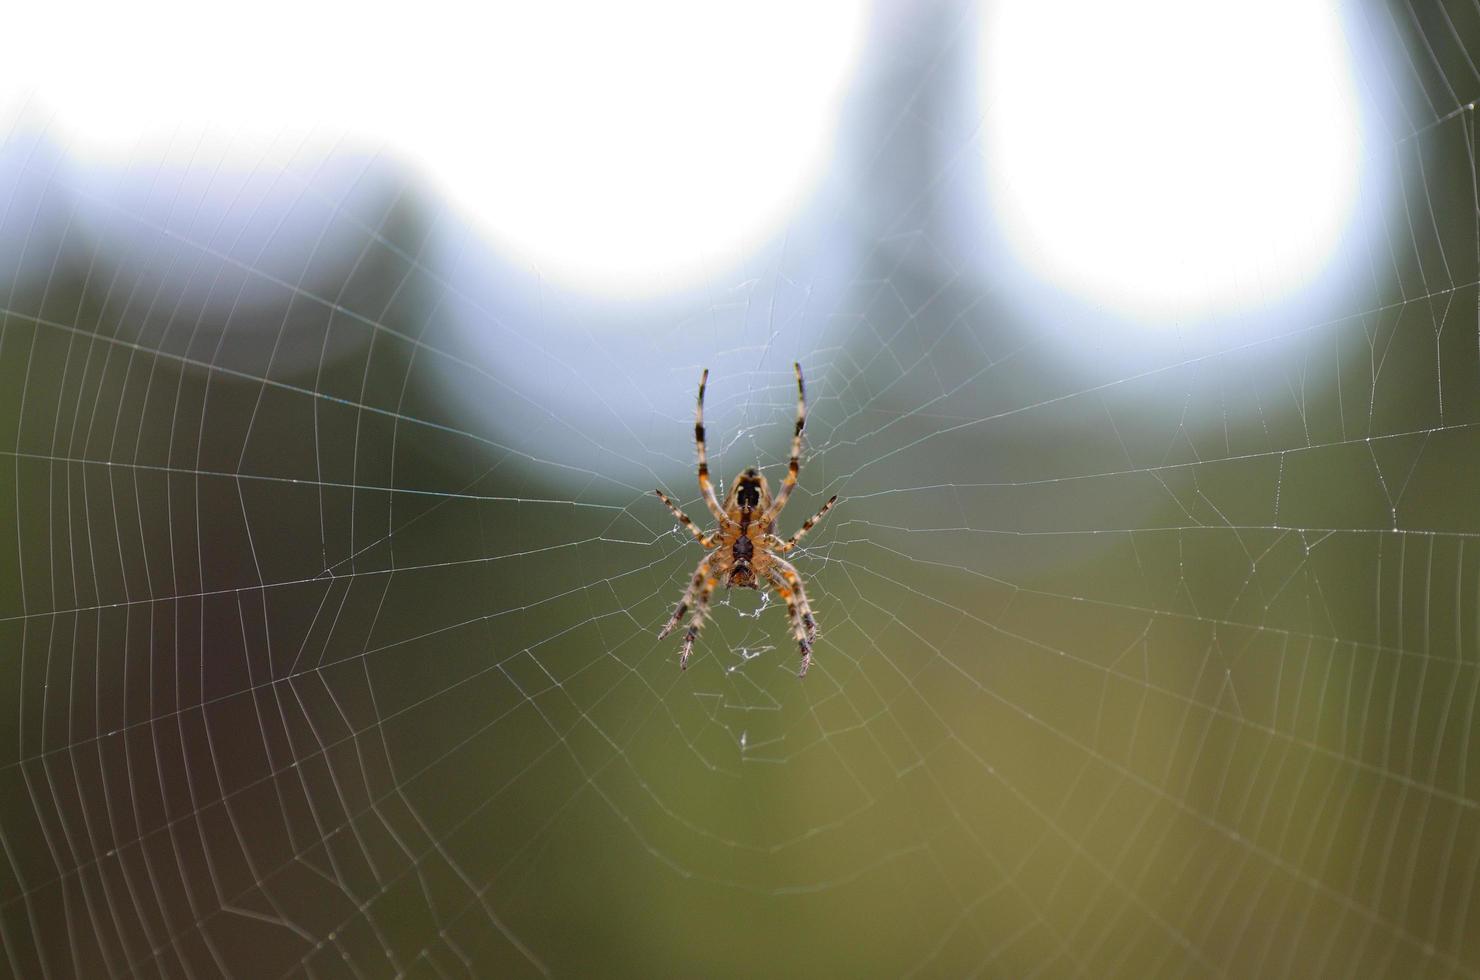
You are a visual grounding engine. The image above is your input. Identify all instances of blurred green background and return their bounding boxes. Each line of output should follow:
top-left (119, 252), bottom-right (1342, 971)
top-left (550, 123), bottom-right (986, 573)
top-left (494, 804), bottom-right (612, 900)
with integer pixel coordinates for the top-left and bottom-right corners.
top-left (3, 3), bottom-right (1480, 978)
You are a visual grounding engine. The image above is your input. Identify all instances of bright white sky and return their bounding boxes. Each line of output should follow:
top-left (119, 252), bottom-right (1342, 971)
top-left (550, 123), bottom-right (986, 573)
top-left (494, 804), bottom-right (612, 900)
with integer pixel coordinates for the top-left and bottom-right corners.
top-left (980, 0), bottom-right (1366, 325)
top-left (4, 0), bottom-right (1369, 325)
top-left (2, 0), bottom-right (866, 299)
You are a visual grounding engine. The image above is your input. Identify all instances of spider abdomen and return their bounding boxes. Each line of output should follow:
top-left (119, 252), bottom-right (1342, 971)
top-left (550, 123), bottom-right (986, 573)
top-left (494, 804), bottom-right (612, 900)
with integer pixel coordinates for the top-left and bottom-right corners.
top-left (728, 534), bottom-right (758, 588)
top-left (732, 535), bottom-right (754, 562)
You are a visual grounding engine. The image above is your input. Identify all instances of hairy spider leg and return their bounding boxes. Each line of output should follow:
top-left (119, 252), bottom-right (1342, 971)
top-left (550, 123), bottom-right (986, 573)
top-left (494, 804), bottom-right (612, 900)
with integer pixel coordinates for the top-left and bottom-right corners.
top-left (774, 494), bottom-right (837, 553)
top-left (660, 555), bottom-right (713, 640)
top-left (769, 554), bottom-right (819, 643)
top-left (679, 575), bottom-right (720, 670)
top-left (653, 489), bottom-right (717, 546)
top-left (694, 368), bottom-right (728, 524)
top-left (762, 362), bottom-right (808, 525)
top-left (762, 565), bottom-right (815, 677)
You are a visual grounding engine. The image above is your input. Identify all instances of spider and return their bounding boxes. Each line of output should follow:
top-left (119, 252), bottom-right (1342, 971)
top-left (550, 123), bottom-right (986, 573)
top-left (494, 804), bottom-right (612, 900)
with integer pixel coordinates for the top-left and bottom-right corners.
top-left (654, 363), bottom-right (837, 677)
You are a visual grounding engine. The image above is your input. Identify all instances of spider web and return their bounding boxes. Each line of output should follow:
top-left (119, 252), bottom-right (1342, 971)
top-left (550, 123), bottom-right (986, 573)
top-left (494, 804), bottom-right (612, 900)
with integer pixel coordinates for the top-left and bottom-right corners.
top-left (3, 4), bottom-right (1480, 978)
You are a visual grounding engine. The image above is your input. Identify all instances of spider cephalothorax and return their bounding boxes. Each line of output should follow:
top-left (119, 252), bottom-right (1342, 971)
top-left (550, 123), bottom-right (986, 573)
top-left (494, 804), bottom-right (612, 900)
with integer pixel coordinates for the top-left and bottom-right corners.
top-left (654, 364), bottom-right (836, 677)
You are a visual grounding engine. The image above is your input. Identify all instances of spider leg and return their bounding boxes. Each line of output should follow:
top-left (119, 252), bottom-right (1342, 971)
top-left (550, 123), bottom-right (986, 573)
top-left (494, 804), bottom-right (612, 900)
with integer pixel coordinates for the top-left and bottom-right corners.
top-left (762, 562), bottom-right (817, 677)
top-left (653, 489), bottom-right (715, 546)
top-left (768, 554), bottom-right (820, 644)
top-left (660, 554), bottom-right (713, 640)
top-left (677, 574), bottom-right (720, 670)
top-left (762, 362), bottom-right (808, 524)
top-left (694, 368), bottom-right (729, 524)
top-left (773, 495), bottom-right (837, 553)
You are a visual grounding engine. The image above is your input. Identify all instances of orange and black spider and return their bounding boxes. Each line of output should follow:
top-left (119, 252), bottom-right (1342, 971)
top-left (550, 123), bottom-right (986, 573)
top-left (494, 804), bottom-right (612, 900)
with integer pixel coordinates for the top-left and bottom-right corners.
top-left (655, 363), bottom-right (837, 677)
